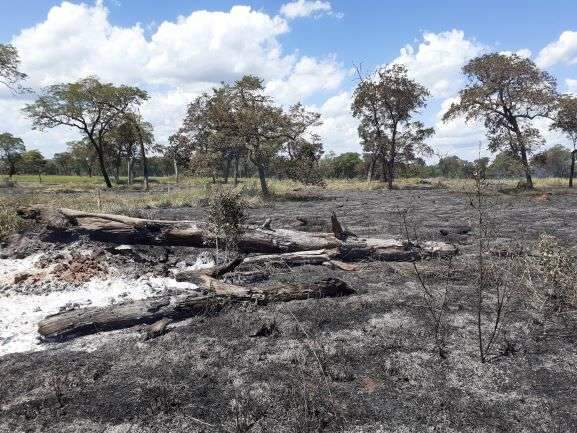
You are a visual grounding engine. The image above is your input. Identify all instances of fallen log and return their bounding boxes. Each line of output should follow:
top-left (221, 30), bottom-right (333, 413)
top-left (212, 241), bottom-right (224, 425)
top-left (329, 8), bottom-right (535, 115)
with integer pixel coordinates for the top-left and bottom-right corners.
top-left (18, 206), bottom-right (458, 260)
top-left (38, 278), bottom-right (354, 341)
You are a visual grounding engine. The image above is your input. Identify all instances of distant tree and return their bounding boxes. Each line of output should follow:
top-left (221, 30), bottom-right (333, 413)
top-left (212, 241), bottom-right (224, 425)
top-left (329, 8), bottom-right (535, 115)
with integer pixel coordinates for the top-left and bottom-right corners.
top-left (321, 152), bottom-right (363, 179)
top-left (68, 140), bottom-right (98, 177)
top-left (352, 64), bottom-right (434, 187)
top-left (443, 53), bottom-right (558, 189)
top-left (0, 132), bottom-right (25, 178)
top-left (172, 75), bottom-right (322, 195)
top-left (0, 44), bottom-right (26, 91)
top-left (23, 77), bottom-right (148, 188)
top-left (550, 95), bottom-right (577, 187)
top-left (437, 155), bottom-right (473, 178)
top-left (20, 149), bottom-right (47, 181)
top-left (531, 145), bottom-right (571, 178)
top-left (487, 151), bottom-right (525, 178)
top-left (474, 157), bottom-right (490, 179)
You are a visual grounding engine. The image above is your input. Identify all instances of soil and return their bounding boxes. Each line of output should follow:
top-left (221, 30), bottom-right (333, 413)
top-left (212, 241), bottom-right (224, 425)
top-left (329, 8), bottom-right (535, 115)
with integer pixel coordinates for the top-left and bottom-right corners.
top-left (1, 187), bottom-right (576, 433)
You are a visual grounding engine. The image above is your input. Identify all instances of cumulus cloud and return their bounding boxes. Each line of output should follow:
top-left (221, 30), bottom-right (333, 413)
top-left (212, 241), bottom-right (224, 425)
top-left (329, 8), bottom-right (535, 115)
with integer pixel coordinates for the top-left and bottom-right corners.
top-left (279, 0), bottom-right (335, 19)
top-left (391, 30), bottom-right (484, 98)
top-left (265, 56), bottom-right (345, 105)
top-left (536, 31), bottom-right (577, 68)
top-left (309, 92), bottom-right (360, 154)
top-left (566, 78), bottom-right (577, 95)
top-left (1, 1), bottom-right (351, 154)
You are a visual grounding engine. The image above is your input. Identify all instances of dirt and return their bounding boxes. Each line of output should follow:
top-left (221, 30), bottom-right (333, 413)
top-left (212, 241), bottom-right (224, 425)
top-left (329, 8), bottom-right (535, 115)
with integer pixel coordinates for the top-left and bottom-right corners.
top-left (1, 187), bottom-right (576, 432)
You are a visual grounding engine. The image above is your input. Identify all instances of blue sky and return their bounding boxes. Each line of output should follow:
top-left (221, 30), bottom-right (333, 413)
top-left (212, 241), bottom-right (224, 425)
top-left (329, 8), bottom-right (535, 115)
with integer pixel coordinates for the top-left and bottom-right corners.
top-left (1, 0), bottom-right (577, 160)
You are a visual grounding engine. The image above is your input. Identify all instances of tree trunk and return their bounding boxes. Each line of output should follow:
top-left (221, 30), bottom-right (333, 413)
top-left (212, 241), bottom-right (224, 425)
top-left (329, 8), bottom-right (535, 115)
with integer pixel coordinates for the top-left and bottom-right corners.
top-left (570, 149), bottom-right (576, 188)
top-left (513, 128), bottom-right (533, 189)
top-left (18, 206), bottom-right (458, 260)
top-left (234, 157), bottom-right (240, 185)
top-left (223, 158), bottom-right (231, 184)
top-left (173, 158), bottom-right (179, 184)
top-left (37, 277), bottom-right (355, 341)
top-left (257, 163), bottom-right (269, 196)
top-left (367, 156), bottom-right (376, 182)
top-left (94, 145), bottom-right (113, 188)
top-left (127, 157), bottom-right (134, 185)
top-left (139, 140), bottom-right (149, 191)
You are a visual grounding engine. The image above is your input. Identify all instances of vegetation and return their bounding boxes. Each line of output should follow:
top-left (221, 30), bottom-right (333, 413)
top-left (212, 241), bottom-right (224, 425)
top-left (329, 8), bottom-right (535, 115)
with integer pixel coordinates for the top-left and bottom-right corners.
top-left (0, 43), bottom-right (26, 91)
top-left (352, 64), bottom-right (434, 187)
top-left (444, 53), bottom-right (558, 189)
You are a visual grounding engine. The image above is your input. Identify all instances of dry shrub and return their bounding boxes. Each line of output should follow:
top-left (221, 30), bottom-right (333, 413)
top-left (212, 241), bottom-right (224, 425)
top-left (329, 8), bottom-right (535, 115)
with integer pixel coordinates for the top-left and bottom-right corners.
top-left (206, 186), bottom-right (247, 257)
top-left (525, 234), bottom-right (577, 314)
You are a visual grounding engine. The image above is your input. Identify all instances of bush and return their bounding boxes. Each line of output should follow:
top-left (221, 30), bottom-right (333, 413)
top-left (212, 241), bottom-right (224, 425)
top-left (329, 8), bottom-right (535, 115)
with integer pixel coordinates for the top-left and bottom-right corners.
top-left (207, 186), bottom-right (247, 256)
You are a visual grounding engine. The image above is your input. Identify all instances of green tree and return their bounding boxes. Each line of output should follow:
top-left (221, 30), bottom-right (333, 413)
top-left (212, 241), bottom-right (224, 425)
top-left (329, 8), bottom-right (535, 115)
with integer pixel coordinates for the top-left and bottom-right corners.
top-left (23, 77), bottom-right (148, 188)
top-left (352, 64), bottom-right (434, 187)
top-left (437, 155), bottom-right (473, 178)
top-left (531, 145), bottom-right (571, 178)
top-left (0, 132), bottom-right (25, 178)
top-left (487, 151), bottom-right (525, 178)
top-left (0, 44), bottom-right (26, 91)
top-left (443, 53), bottom-right (558, 189)
top-left (550, 95), bottom-right (577, 187)
top-left (20, 149), bottom-right (47, 181)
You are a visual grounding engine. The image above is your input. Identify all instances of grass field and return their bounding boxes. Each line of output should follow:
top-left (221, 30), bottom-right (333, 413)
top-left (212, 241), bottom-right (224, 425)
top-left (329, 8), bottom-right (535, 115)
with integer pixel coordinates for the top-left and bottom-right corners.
top-left (1, 174), bottom-right (575, 240)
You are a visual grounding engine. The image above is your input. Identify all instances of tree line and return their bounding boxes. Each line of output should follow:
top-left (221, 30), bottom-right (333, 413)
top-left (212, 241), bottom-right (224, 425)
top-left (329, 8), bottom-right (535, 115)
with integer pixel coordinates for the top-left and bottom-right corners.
top-left (3, 41), bottom-right (577, 190)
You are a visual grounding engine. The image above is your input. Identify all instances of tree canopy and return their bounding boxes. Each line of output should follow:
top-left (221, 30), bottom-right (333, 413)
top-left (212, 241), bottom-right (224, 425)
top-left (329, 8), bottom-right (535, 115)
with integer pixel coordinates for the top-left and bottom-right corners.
top-left (0, 132), bottom-right (25, 178)
top-left (23, 77), bottom-right (148, 188)
top-left (443, 53), bottom-right (558, 188)
top-left (0, 44), bottom-right (27, 91)
top-left (171, 75), bottom-right (323, 194)
top-left (352, 64), bottom-right (434, 187)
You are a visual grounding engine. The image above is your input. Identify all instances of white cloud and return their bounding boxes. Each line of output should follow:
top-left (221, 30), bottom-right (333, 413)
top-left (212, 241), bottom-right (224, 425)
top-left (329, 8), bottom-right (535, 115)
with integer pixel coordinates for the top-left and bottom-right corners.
top-left (279, 0), bottom-right (335, 19)
top-left (499, 48), bottom-right (532, 58)
top-left (1, 1), bottom-right (350, 156)
top-left (566, 78), bottom-right (577, 95)
top-left (536, 31), bottom-right (577, 68)
top-left (309, 92), bottom-right (360, 154)
top-left (265, 56), bottom-right (345, 105)
top-left (392, 30), bottom-right (484, 98)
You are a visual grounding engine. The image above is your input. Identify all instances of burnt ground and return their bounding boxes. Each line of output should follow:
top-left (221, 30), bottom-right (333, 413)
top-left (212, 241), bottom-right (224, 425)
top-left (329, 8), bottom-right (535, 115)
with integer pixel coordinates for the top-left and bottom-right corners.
top-left (1, 187), bottom-right (577, 432)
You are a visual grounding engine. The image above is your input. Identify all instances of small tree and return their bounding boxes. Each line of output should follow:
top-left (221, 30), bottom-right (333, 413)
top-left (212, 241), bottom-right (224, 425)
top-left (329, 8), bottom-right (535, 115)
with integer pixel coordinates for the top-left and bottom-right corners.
top-left (443, 53), bottom-right (558, 189)
top-left (23, 77), bottom-right (148, 188)
top-left (0, 44), bottom-right (27, 91)
top-left (550, 95), bottom-right (577, 187)
top-left (352, 64), bottom-right (433, 187)
top-left (0, 132), bottom-right (25, 178)
top-left (20, 149), bottom-right (47, 181)
top-left (207, 187), bottom-right (247, 258)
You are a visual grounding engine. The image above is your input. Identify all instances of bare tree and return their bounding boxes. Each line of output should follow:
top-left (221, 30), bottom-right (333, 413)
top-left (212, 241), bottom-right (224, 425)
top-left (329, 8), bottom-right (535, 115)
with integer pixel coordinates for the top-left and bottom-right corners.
top-left (443, 53), bottom-right (558, 189)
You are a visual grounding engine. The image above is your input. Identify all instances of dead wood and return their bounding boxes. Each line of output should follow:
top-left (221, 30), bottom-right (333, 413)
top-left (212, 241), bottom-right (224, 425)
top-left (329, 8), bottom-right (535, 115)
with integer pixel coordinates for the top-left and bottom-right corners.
top-left (18, 206), bottom-right (457, 260)
top-left (37, 277), bottom-right (355, 341)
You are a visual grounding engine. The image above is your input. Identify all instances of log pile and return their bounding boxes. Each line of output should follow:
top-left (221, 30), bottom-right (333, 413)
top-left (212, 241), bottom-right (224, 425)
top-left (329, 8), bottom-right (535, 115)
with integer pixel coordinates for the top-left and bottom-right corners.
top-left (17, 206), bottom-right (458, 343)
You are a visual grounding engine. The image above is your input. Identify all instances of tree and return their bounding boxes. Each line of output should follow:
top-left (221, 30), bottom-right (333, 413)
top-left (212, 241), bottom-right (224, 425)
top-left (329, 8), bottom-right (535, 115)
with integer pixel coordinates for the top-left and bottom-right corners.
top-left (0, 132), bottom-right (25, 178)
top-left (0, 44), bottom-right (27, 91)
top-left (172, 75), bottom-right (322, 195)
top-left (443, 53), bottom-right (558, 189)
top-left (437, 155), bottom-right (473, 178)
top-left (352, 64), bottom-right (434, 188)
top-left (23, 77), bottom-right (148, 188)
top-left (487, 151), bottom-right (525, 178)
top-left (20, 149), bottom-right (47, 181)
top-left (550, 95), bottom-right (577, 187)
top-left (531, 145), bottom-right (571, 178)
top-left (321, 152), bottom-right (363, 179)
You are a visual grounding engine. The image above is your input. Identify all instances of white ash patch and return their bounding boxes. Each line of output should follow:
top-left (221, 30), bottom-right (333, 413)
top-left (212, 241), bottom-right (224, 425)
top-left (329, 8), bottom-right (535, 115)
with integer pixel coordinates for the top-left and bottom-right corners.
top-left (0, 254), bottom-right (41, 286)
top-left (0, 270), bottom-right (198, 356)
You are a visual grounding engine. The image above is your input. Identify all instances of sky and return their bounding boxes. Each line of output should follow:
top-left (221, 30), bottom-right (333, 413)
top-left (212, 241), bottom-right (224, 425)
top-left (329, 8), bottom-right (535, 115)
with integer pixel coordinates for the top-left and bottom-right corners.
top-left (1, 0), bottom-right (577, 161)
